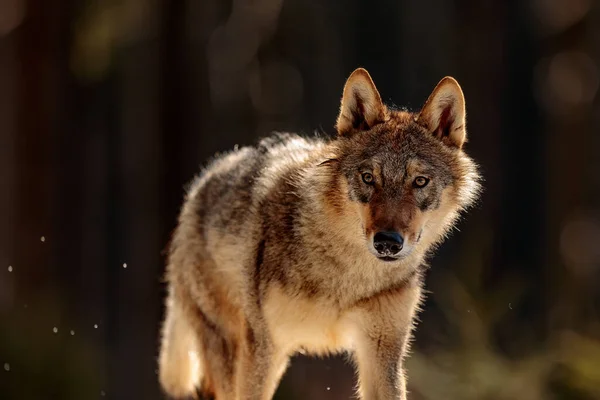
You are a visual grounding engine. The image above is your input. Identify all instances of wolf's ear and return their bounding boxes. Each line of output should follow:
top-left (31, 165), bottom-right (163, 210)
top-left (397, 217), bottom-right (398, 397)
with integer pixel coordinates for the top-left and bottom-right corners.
top-left (336, 68), bottom-right (387, 136)
top-left (416, 77), bottom-right (466, 148)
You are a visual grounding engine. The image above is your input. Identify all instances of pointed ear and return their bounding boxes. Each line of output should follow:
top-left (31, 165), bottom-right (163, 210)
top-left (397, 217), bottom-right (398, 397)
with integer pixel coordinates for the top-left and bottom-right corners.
top-left (416, 77), bottom-right (467, 148)
top-left (336, 68), bottom-right (387, 136)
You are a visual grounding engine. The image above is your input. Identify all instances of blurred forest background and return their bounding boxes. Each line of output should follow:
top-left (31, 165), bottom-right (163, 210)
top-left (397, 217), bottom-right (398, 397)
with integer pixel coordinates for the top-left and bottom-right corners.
top-left (1, 0), bottom-right (600, 399)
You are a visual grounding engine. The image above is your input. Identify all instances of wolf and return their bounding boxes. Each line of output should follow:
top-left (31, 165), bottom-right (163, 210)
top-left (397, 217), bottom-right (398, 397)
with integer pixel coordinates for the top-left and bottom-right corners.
top-left (158, 68), bottom-right (481, 400)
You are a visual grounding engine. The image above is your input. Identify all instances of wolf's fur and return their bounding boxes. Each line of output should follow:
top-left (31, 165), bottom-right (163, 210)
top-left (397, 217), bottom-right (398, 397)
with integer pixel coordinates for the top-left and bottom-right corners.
top-left (158, 68), bottom-right (481, 400)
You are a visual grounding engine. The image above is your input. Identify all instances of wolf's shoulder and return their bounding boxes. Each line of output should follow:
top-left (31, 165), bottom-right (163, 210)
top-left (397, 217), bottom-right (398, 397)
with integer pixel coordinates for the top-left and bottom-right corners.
top-left (256, 132), bottom-right (329, 156)
top-left (211, 132), bottom-right (328, 173)
top-left (186, 132), bottom-right (329, 200)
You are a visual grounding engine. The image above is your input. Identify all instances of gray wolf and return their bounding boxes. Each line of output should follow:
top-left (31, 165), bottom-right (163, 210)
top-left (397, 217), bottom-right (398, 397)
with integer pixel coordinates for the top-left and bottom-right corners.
top-left (158, 68), bottom-right (481, 399)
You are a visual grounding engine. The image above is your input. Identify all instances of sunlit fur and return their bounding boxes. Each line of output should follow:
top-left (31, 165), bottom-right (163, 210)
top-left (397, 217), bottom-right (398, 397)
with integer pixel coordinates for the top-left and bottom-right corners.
top-left (158, 68), bottom-right (481, 400)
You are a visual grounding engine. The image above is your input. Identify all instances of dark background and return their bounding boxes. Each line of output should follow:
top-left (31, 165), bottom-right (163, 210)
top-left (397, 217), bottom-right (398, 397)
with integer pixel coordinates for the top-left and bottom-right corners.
top-left (1, 0), bottom-right (600, 399)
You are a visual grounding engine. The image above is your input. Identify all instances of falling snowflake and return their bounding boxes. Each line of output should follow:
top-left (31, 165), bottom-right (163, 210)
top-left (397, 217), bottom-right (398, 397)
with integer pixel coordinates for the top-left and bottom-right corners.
top-left (94, 324), bottom-right (98, 329)
top-left (8, 266), bottom-right (12, 272)
top-left (122, 263), bottom-right (127, 269)
top-left (3, 363), bottom-right (9, 372)
top-left (53, 327), bottom-right (58, 333)
top-left (41, 236), bottom-right (45, 242)
top-left (70, 330), bottom-right (75, 336)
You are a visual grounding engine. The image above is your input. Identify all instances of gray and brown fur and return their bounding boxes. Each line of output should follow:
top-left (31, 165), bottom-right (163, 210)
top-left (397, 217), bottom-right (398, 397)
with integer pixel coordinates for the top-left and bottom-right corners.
top-left (158, 68), bottom-right (481, 400)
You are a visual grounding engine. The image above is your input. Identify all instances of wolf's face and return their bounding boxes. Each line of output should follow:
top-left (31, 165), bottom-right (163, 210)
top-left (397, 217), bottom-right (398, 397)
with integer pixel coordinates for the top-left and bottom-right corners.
top-left (333, 69), bottom-right (480, 262)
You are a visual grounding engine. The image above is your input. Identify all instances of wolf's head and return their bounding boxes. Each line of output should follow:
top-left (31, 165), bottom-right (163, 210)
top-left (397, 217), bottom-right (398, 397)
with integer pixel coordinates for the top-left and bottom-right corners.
top-left (325, 68), bottom-right (481, 262)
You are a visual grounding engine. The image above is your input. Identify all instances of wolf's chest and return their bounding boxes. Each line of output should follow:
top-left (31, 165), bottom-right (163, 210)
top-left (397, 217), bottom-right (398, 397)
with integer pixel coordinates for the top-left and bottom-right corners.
top-left (263, 285), bottom-right (357, 356)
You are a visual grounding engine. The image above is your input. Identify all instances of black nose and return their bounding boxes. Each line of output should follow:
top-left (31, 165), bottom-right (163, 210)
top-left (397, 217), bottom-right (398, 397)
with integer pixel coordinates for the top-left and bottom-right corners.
top-left (373, 231), bottom-right (404, 256)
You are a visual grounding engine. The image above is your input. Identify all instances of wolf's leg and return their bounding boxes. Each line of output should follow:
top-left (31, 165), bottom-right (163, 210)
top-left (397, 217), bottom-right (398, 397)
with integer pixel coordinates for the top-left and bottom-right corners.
top-left (354, 329), bottom-right (409, 400)
top-left (264, 352), bottom-right (291, 398)
top-left (352, 283), bottom-right (422, 400)
top-left (194, 308), bottom-right (239, 400)
top-left (159, 290), bottom-right (204, 399)
top-left (235, 322), bottom-right (289, 400)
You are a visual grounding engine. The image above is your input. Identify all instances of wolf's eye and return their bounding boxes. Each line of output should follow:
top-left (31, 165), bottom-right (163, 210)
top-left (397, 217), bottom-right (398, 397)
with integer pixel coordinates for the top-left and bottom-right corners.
top-left (361, 172), bottom-right (374, 185)
top-left (414, 176), bottom-right (429, 188)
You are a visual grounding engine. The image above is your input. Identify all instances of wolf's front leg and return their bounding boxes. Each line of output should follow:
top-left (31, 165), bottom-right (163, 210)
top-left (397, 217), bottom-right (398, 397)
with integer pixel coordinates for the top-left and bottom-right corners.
top-left (354, 328), bottom-right (410, 400)
top-left (352, 282), bottom-right (422, 400)
top-left (236, 323), bottom-right (289, 400)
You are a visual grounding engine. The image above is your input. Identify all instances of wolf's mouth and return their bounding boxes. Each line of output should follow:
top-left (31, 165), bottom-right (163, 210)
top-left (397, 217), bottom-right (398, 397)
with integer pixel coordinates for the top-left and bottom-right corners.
top-left (416, 229), bottom-right (423, 242)
top-left (377, 256), bottom-right (398, 262)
